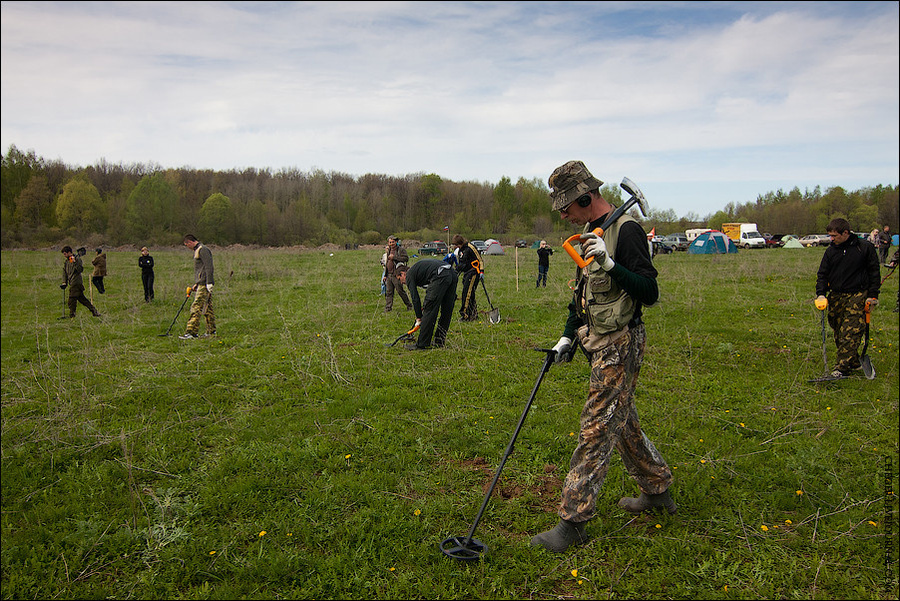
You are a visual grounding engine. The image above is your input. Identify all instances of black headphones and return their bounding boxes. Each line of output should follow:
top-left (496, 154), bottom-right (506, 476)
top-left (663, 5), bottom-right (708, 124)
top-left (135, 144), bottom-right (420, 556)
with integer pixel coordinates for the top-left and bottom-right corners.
top-left (575, 192), bottom-right (592, 208)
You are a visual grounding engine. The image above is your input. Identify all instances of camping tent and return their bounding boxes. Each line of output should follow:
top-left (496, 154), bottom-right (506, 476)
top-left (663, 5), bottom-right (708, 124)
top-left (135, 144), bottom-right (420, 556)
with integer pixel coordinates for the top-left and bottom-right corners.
top-left (782, 236), bottom-right (803, 249)
top-left (483, 240), bottom-right (505, 255)
top-left (687, 230), bottom-right (738, 254)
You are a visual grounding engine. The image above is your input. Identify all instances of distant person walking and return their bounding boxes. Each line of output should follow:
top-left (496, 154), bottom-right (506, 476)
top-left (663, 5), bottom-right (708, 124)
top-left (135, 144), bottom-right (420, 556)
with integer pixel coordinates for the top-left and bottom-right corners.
top-left (878, 225), bottom-right (892, 265)
top-left (382, 235), bottom-right (412, 312)
top-left (815, 218), bottom-right (880, 379)
top-left (139, 246), bottom-right (155, 302)
top-left (60, 245), bottom-right (101, 318)
top-left (91, 248), bottom-right (107, 294)
top-left (536, 240), bottom-right (553, 287)
top-left (180, 235), bottom-right (216, 339)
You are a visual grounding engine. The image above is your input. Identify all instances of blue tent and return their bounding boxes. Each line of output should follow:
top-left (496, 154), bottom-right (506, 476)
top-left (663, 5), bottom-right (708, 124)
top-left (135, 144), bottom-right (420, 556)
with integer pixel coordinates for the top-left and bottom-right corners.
top-left (687, 230), bottom-right (738, 254)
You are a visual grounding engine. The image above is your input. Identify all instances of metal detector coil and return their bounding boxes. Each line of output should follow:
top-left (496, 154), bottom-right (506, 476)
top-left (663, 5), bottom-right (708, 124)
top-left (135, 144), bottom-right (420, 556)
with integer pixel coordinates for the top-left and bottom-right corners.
top-left (440, 348), bottom-right (556, 561)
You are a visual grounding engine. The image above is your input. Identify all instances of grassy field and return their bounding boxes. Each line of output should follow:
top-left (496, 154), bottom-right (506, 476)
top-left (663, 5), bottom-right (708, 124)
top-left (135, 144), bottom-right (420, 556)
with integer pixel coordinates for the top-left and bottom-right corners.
top-left (2, 244), bottom-right (898, 600)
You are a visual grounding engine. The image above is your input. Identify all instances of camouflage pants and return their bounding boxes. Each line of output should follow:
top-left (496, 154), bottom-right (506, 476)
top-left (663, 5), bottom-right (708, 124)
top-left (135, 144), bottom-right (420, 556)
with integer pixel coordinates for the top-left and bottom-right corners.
top-left (185, 286), bottom-right (216, 336)
top-left (559, 324), bottom-right (673, 522)
top-left (827, 291), bottom-right (865, 373)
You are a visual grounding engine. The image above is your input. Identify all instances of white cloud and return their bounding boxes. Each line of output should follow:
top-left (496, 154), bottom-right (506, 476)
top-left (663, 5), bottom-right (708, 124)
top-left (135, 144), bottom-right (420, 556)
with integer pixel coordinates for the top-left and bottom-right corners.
top-left (2, 1), bottom-right (897, 216)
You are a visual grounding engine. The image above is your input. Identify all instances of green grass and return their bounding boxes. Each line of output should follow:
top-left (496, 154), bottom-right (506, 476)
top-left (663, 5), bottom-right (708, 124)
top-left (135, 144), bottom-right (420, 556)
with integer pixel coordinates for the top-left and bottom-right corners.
top-left (2, 246), bottom-right (898, 600)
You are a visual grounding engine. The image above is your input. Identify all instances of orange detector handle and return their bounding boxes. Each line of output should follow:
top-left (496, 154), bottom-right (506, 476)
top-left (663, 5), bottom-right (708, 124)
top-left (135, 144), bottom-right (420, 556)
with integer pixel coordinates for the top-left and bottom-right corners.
top-left (562, 227), bottom-right (603, 269)
top-left (864, 300), bottom-right (871, 324)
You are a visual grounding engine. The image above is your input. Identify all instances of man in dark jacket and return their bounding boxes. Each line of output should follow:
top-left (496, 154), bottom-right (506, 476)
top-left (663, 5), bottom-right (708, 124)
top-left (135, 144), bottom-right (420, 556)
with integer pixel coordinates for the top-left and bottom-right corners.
top-left (815, 218), bottom-right (880, 379)
top-left (60, 246), bottom-right (101, 318)
top-left (396, 259), bottom-right (458, 350)
top-left (452, 234), bottom-right (483, 321)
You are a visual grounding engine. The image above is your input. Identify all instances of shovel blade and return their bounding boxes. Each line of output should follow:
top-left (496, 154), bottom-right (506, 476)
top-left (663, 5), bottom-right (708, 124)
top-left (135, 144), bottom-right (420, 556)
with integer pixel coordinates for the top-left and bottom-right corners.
top-left (860, 355), bottom-right (875, 379)
top-left (488, 308), bottom-right (500, 324)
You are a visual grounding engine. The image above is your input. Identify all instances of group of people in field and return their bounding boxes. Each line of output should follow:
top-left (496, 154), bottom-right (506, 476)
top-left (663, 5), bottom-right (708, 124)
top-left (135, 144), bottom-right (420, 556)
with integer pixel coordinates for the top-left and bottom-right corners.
top-left (57, 160), bottom-right (892, 556)
top-left (58, 235), bottom-right (216, 341)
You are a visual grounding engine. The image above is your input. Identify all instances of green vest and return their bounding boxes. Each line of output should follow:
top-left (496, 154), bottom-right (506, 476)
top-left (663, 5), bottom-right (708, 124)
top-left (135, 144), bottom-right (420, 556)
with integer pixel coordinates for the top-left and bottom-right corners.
top-left (573, 215), bottom-right (638, 335)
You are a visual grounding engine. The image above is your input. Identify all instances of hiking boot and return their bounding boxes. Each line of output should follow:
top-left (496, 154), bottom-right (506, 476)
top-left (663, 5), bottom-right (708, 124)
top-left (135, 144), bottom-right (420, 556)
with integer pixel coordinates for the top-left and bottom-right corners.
top-left (618, 489), bottom-right (678, 515)
top-left (179, 333), bottom-right (198, 340)
top-left (530, 519), bottom-right (589, 553)
top-left (404, 342), bottom-right (427, 351)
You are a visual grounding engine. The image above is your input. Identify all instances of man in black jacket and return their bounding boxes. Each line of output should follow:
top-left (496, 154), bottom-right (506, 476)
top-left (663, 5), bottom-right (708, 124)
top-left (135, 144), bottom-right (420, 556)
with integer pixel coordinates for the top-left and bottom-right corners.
top-left (451, 234), bottom-right (483, 321)
top-left (815, 218), bottom-right (880, 379)
top-left (396, 259), bottom-right (458, 350)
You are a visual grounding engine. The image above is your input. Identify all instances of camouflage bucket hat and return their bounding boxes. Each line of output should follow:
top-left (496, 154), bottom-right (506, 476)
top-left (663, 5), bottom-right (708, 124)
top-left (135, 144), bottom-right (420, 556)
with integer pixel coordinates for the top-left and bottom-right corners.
top-left (548, 160), bottom-right (603, 211)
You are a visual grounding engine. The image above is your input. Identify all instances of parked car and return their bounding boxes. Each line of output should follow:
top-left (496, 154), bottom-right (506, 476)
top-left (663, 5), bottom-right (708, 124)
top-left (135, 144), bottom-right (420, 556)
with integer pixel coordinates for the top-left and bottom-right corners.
top-left (664, 233), bottom-right (689, 251)
top-left (765, 233), bottom-right (786, 248)
top-left (418, 240), bottom-right (448, 256)
top-left (515, 239), bottom-right (527, 248)
top-left (799, 234), bottom-right (832, 247)
top-left (471, 240), bottom-right (488, 253)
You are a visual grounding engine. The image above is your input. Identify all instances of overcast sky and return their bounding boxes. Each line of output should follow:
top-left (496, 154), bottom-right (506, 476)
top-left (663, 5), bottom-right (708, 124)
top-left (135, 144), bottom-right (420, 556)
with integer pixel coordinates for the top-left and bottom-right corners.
top-left (2, 1), bottom-right (897, 217)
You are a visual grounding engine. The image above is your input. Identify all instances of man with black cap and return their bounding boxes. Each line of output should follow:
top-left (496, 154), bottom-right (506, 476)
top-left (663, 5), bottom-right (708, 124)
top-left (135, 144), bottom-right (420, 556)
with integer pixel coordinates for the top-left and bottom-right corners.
top-left (530, 160), bottom-right (675, 553)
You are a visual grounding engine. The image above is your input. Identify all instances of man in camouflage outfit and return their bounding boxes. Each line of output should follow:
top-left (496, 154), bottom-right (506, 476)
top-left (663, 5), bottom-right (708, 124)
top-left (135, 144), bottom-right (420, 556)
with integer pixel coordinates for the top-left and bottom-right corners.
top-left (815, 218), bottom-right (880, 379)
top-left (531, 161), bottom-right (675, 554)
top-left (180, 234), bottom-right (216, 339)
top-left (60, 245), bottom-right (101, 318)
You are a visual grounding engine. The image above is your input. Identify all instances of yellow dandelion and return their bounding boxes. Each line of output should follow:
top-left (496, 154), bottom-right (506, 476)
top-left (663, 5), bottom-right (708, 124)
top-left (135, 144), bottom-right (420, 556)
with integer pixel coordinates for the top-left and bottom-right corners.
top-left (569, 432), bottom-right (575, 436)
top-left (826, 407), bottom-right (831, 411)
top-left (259, 530), bottom-right (266, 537)
top-left (724, 585), bottom-right (728, 592)
top-left (345, 454), bottom-right (351, 459)
top-left (287, 533), bottom-right (292, 536)
top-left (700, 459), bottom-right (707, 464)
top-left (209, 550), bottom-right (216, 555)
top-left (414, 509), bottom-right (421, 516)
top-left (655, 524), bottom-right (661, 529)
top-left (740, 422), bottom-right (745, 427)
top-left (868, 521), bottom-right (877, 527)
top-left (796, 490), bottom-right (803, 496)
top-left (571, 569), bottom-right (578, 578)
top-left (390, 567), bottom-right (396, 572)
top-left (699, 438), bottom-right (704, 443)
top-left (785, 520), bottom-right (792, 525)
top-left (761, 525), bottom-right (768, 532)
top-left (578, 580), bottom-right (584, 585)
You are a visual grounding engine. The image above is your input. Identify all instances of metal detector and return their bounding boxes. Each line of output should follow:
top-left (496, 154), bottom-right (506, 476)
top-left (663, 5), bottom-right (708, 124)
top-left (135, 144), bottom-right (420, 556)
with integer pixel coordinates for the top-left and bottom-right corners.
top-left (386, 324), bottom-right (420, 347)
top-left (440, 348), bottom-right (555, 561)
top-left (160, 287), bottom-right (193, 336)
top-left (480, 276), bottom-right (500, 324)
top-left (860, 300), bottom-right (875, 379)
top-left (808, 299), bottom-right (840, 383)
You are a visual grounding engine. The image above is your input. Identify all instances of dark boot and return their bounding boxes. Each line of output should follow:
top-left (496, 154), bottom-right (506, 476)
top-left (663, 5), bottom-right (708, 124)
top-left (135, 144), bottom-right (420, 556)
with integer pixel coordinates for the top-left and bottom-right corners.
top-left (617, 489), bottom-right (677, 515)
top-left (530, 519), bottom-right (589, 553)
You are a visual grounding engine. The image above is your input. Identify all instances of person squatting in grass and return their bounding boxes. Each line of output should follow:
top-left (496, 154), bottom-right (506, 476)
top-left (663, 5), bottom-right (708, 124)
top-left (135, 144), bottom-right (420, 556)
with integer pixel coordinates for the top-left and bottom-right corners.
top-left (531, 160), bottom-right (675, 554)
top-left (139, 246), bottom-right (155, 302)
top-left (180, 234), bottom-right (216, 340)
top-left (536, 240), bottom-right (553, 287)
top-left (60, 245), bottom-right (101, 318)
top-left (815, 218), bottom-right (880, 379)
top-left (382, 235), bottom-right (413, 312)
top-left (452, 234), bottom-right (483, 321)
top-left (396, 259), bottom-right (458, 350)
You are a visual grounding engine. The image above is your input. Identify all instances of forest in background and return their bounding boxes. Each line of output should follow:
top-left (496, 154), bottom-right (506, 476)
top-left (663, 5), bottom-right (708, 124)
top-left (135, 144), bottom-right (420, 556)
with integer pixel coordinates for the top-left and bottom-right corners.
top-left (1, 144), bottom-right (897, 249)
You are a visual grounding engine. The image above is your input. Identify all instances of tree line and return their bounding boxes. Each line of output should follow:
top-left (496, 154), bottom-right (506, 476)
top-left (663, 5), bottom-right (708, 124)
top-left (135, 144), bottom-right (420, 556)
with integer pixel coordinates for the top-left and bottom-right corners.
top-left (2, 145), bottom-right (897, 249)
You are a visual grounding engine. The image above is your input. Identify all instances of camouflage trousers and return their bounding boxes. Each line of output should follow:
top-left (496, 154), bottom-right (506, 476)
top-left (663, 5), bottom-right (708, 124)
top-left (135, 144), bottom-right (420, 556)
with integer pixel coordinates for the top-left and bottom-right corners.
top-left (559, 324), bottom-right (673, 522)
top-left (384, 272), bottom-right (412, 311)
top-left (185, 286), bottom-right (216, 336)
top-left (827, 291), bottom-right (865, 373)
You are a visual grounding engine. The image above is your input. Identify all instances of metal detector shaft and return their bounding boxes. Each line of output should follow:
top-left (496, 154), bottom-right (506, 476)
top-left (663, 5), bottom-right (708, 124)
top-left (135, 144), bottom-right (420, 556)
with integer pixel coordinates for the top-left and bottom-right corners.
top-left (460, 348), bottom-right (555, 547)
top-left (161, 288), bottom-right (192, 336)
